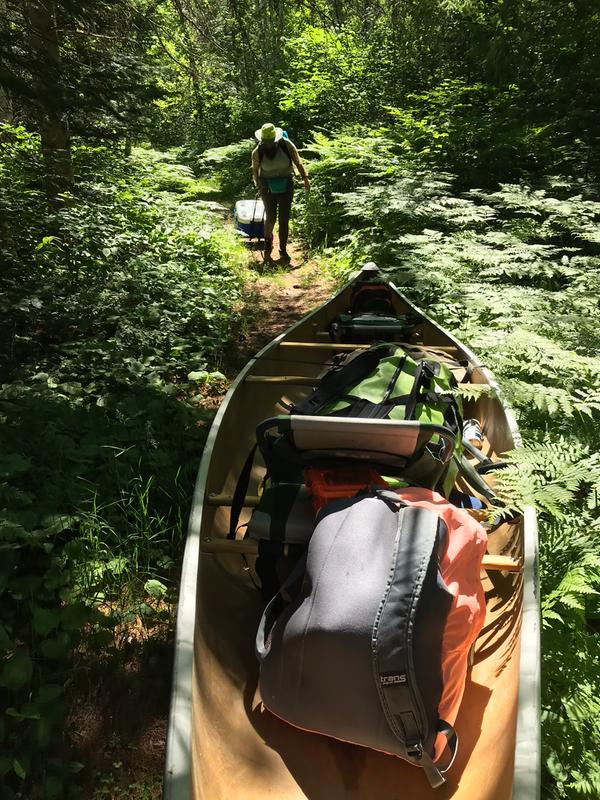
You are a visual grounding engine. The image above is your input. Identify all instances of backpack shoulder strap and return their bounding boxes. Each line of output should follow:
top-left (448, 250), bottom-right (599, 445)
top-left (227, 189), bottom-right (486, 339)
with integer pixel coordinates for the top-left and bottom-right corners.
top-left (279, 139), bottom-right (292, 161)
top-left (373, 504), bottom-right (455, 785)
top-left (293, 343), bottom-right (397, 416)
top-left (257, 139), bottom-right (292, 164)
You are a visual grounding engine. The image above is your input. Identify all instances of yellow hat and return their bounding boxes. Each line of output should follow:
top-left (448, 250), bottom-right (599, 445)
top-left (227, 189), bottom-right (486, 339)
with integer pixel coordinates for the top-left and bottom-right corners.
top-left (255, 123), bottom-right (283, 142)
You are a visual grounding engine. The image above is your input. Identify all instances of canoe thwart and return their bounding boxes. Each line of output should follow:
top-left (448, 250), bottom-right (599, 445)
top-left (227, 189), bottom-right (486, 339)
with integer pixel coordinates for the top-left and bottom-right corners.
top-left (279, 342), bottom-right (371, 350)
top-left (200, 536), bottom-right (522, 572)
top-left (482, 554), bottom-right (523, 573)
top-left (280, 340), bottom-right (460, 352)
top-left (247, 375), bottom-right (474, 389)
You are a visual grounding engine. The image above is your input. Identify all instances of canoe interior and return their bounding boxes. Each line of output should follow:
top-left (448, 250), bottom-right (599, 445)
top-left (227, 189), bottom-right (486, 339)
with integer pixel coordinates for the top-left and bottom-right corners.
top-left (183, 281), bottom-right (531, 799)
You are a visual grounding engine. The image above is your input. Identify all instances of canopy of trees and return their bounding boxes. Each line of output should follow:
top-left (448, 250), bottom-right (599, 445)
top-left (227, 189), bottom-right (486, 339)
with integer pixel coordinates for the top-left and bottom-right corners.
top-left (1, 1), bottom-right (599, 798)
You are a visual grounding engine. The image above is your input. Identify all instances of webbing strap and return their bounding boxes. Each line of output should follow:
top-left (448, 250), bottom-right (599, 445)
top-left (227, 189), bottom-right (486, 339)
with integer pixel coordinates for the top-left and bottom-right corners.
top-left (255, 551), bottom-right (307, 660)
top-left (419, 722), bottom-right (459, 788)
top-left (227, 444), bottom-right (258, 539)
top-left (293, 344), bottom-right (396, 416)
top-left (404, 361), bottom-right (427, 420)
top-left (372, 506), bottom-right (440, 765)
top-left (382, 355), bottom-right (407, 403)
top-left (437, 720), bottom-right (459, 773)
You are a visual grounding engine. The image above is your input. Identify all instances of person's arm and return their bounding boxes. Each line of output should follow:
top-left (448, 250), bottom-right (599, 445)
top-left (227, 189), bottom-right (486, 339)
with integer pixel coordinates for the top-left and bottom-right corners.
top-left (251, 148), bottom-right (260, 189)
top-left (288, 142), bottom-right (311, 192)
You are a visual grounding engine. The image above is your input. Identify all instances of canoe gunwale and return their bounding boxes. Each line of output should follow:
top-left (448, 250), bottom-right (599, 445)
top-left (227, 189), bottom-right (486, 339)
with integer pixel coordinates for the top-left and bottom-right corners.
top-left (388, 282), bottom-right (541, 800)
top-left (163, 270), bottom-right (541, 800)
top-left (163, 287), bottom-right (350, 799)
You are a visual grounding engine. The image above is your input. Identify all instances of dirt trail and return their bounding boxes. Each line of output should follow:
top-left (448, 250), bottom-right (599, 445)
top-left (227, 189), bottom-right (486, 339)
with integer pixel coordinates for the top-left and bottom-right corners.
top-left (227, 233), bottom-right (334, 373)
top-left (72, 224), bottom-right (333, 800)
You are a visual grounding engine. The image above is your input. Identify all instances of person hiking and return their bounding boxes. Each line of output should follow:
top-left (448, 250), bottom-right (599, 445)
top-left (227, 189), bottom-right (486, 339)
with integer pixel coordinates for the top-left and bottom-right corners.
top-left (252, 123), bottom-right (310, 265)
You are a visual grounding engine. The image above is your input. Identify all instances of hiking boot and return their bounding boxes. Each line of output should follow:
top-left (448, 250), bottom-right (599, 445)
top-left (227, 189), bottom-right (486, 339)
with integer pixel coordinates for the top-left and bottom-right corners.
top-left (263, 236), bottom-right (273, 263)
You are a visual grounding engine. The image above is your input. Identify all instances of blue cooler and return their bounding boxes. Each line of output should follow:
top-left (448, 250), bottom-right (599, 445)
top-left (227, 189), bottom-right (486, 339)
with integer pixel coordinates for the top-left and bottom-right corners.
top-left (234, 198), bottom-right (265, 239)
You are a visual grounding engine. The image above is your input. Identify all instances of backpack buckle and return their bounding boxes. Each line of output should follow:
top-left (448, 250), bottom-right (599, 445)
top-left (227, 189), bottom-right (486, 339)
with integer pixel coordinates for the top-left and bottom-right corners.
top-left (406, 741), bottom-right (424, 761)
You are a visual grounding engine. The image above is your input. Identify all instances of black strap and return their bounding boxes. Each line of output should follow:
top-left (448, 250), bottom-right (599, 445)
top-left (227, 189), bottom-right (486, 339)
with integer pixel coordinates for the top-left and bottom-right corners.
top-left (457, 453), bottom-right (497, 501)
top-left (382, 355), bottom-right (407, 404)
top-left (258, 138), bottom-right (292, 163)
top-left (437, 720), bottom-right (458, 772)
top-left (228, 444), bottom-right (258, 539)
top-left (403, 361), bottom-right (427, 420)
top-left (293, 344), bottom-right (396, 416)
top-left (372, 506), bottom-right (441, 767)
top-left (255, 551), bottom-right (308, 659)
top-left (417, 721), bottom-right (458, 787)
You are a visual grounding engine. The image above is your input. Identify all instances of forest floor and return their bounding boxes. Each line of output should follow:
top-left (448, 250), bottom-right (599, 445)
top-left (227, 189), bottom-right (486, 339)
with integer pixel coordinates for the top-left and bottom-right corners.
top-left (226, 232), bottom-right (334, 372)
top-left (75, 223), bottom-right (333, 799)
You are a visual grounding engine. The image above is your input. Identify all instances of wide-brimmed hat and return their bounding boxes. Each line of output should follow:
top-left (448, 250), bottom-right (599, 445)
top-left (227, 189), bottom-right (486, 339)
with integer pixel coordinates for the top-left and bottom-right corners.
top-left (255, 122), bottom-right (283, 142)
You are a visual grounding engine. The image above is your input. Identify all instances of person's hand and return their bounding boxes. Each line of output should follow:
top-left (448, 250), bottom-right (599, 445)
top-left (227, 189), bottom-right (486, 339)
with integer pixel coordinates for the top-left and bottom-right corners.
top-left (303, 176), bottom-right (311, 193)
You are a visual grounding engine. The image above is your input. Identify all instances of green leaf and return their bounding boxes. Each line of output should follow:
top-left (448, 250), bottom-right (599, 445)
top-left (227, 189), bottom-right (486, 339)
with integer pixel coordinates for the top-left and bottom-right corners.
top-left (33, 607), bottom-right (61, 636)
top-left (6, 703), bottom-right (41, 720)
top-left (13, 759), bottom-right (26, 780)
top-left (144, 579), bottom-right (167, 600)
top-left (40, 632), bottom-right (71, 660)
top-left (187, 370), bottom-right (209, 383)
top-left (42, 515), bottom-right (77, 535)
top-left (0, 649), bottom-right (33, 690)
top-left (35, 235), bottom-right (57, 251)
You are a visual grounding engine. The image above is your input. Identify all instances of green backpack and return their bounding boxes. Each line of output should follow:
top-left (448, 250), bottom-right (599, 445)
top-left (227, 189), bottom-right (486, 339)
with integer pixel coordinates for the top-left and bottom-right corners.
top-left (291, 342), bottom-right (463, 495)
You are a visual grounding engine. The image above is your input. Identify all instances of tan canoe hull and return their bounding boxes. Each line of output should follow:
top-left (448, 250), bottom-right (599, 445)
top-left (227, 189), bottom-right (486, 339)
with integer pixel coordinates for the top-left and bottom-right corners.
top-left (165, 269), bottom-right (540, 800)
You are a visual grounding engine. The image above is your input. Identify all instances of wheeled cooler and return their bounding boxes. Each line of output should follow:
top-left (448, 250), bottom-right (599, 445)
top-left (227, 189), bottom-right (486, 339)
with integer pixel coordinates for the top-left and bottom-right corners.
top-left (234, 198), bottom-right (265, 239)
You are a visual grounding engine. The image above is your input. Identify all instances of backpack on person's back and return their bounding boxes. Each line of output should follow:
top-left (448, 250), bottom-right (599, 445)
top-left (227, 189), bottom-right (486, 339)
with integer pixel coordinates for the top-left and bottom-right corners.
top-left (254, 128), bottom-right (292, 164)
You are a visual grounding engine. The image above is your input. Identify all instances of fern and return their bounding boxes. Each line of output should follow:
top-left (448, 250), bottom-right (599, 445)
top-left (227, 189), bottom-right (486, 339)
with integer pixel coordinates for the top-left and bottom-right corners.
top-left (501, 379), bottom-right (600, 419)
top-left (543, 555), bottom-right (600, 622)
top-left (311, 140), bottom-right (600, 796)
top-left (492, 438), bottom-right (600, 517)
top-left (454, 383), bottom-right (497, 402)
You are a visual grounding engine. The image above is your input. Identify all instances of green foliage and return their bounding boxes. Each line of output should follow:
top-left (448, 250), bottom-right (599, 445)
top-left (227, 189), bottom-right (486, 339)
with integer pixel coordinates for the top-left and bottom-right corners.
top-left (194, 139), bottom-right (256, 201)
top-left (492, 439), bottom-right (600, 519)
top-left (306, 127), bottom-right (600, 797)
top-left (278, 26), bottom-right (373, 136)
top-left (0, 132), bottom-right (248, 796)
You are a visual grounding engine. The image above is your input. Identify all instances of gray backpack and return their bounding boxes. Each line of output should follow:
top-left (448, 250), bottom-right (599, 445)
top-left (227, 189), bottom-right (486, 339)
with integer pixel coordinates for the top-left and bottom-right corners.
top-left (256, 492), bottom-right (459, 788)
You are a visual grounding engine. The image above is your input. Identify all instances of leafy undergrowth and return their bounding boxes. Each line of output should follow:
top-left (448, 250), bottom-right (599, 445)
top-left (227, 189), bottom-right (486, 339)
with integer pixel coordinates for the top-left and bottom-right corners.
top-left (0, 128), bottom-right (250, 799)
top-left (297, 129), bottom-right (600, 798)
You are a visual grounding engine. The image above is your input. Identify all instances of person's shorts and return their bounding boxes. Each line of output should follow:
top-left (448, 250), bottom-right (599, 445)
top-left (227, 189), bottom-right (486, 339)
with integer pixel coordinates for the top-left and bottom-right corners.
top-left (260, 178), bottom-right (294, 220)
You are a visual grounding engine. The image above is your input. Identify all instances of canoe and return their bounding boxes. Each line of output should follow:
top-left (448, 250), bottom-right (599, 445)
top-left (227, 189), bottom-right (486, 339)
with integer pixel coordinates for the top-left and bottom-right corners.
top-left (164, 265), bottom-right (541, 800)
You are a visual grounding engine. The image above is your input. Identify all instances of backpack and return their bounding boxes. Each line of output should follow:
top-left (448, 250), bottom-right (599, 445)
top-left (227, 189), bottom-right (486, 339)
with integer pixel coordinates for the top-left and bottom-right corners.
top-left (256, 130), bottom-right (292, 164)
top-left (256, 489), bottom-right (487, 787)
top-left (231, 343), bottom-right (495, 599)
top-left (279, 342), bottom-right (464, 496)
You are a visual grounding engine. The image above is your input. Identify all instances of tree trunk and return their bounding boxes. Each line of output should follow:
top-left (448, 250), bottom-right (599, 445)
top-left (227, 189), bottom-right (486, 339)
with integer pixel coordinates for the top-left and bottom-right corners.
top-left (26, 0), bottom-right (74, 205)
top-left (0, 85), bottom-right (12, 122)
top-left (0, 0), bottom-right (12, 120)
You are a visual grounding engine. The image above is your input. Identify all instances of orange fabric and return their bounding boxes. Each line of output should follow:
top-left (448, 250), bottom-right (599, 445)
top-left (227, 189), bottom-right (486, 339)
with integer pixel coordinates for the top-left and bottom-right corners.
top-left (394, 487), bottom-right (488, 762)
top-left (304, 466), bottom-right (387, 512)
